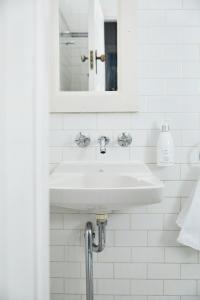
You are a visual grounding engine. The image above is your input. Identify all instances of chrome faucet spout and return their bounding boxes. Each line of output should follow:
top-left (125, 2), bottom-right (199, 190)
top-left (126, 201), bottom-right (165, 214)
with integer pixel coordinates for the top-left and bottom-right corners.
top-left (98, 136), bottom-right (110, 154)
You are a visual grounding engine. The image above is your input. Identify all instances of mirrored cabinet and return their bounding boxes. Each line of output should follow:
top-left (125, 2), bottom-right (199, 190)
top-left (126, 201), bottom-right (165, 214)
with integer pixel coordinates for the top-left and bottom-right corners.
top-left (51, 0), bottom-right (137, 112)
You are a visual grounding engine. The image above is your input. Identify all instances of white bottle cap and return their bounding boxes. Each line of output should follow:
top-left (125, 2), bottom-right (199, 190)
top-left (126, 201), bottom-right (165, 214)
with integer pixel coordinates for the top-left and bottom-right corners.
top-left (161, 122), bottom-right (170, 132)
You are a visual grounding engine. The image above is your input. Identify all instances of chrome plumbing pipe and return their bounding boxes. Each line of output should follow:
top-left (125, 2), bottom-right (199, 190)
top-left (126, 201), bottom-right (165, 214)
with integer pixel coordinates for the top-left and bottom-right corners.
top-left (92, 218), bottom-right (107, 253)
top-left (84, 216), bottom-right (107, 300)
top-left (85, 222), bottom-right (94, 300)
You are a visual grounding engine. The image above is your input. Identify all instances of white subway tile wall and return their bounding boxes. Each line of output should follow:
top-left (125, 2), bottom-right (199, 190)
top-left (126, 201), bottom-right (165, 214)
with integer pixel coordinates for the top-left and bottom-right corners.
top-left (50, 1), bottom-right (200, 299)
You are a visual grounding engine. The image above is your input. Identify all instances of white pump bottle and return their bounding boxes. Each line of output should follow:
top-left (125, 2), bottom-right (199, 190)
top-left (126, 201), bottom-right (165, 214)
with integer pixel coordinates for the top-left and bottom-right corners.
top-left (157, 122), bottom-right (175, 167)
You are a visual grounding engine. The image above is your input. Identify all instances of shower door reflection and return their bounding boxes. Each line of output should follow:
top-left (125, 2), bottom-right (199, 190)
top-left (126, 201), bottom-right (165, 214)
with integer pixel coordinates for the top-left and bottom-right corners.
top-left (59, 0), bottom-right (118, 92)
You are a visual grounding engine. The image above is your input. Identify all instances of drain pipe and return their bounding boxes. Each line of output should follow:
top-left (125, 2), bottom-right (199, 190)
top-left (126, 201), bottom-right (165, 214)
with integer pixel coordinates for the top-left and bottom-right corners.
top-left (84, 214), bottom-right (108, 300)
top-left (92, 214), bottom-right (107, 253)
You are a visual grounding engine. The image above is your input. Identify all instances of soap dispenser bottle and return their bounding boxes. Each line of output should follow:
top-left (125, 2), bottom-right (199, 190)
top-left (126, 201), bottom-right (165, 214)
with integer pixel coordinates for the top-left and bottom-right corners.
top-left (157, 121), bottom-right (175, 166)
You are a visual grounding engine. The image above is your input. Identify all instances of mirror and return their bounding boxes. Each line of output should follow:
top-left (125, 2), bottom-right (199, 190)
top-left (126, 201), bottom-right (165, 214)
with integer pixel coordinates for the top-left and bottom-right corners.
top-left (59, 0), bottom-right (118, 92)
top-left (51, 0), bottom-right (137, 113)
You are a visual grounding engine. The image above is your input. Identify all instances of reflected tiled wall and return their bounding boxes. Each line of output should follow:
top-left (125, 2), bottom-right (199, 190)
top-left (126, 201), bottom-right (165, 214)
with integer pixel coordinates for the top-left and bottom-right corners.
top-left (50, 0), bottom-right (200, 299)
top-left (60, 37), bottom-right (88, 91)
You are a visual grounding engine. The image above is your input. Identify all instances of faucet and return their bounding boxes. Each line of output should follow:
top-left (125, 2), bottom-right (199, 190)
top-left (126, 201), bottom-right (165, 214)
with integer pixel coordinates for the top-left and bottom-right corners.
top-left (98, 136), bottom-right (110, 154)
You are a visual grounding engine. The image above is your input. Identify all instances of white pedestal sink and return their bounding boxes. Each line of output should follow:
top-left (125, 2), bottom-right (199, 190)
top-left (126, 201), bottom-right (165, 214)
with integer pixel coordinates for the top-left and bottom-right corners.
top-left (50, 161), bottom-right (164, 213)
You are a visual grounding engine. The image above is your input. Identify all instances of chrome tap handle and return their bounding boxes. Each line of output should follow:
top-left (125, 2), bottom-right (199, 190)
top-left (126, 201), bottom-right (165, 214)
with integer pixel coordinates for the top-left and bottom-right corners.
top-left (118, 132), bottom-right (132, 147)
top-left (75, 132), bottom-right (90, 148)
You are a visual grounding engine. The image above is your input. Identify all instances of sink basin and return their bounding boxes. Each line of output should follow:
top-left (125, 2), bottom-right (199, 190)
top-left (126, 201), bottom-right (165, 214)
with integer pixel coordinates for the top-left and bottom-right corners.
top-left (50, 161), bottom-right (164, 213)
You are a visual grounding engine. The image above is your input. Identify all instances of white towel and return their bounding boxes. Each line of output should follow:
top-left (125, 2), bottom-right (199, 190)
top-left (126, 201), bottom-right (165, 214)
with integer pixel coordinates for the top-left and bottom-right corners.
top-left (177, 180), bottom-right (200, 251)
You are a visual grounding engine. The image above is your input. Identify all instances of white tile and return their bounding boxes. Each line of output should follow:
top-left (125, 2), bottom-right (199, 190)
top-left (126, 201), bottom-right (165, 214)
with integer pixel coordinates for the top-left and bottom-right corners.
top-left (98, 247), bottom-right (131, 263)
top-left (96, 147), bottom-right (130, 161)
top-left (164, 214), bottom-right (179, 230)
top-left (182, 0), bottom-right (200, 9)
top-left (148, 198), bottom-right (180, 214)
top-left (131, 214), bottom-right (163, 230)
top-left (137, 45), bottom-right (165, 61)
top-left (137, 0), bottom-right (182, 9)
top-left (65, 246), bottom-right (89, 262)
top-left (50, 246), bottom-right (65, 262)
top-left (181, 62), bottom-right (200, 78)
top-left (64, 262), bottom-right (81, 278)
top-left (50, 114), bottom-right (64, 130)
top-left (131, 280), bottom-right (163, 295)
top-left (166, 11), bottom-right (200, 27)
top-left (164, 280), bottom-right (196, 295)
top-left (164, 181), bottom-right (194, 198)
top-left (50, 230), bottom-right (80, 246)
top-left (131, 113), bottom-right (164, 130)
top-left (91, 297), bottom-right (114, 300)
top-left (129, 130), bottom-right (159, 147)
top-left (50, 214), bottom-right (64, 229)
top-left (164, 114), bottom-right (200, 130)
top-left (64, 214), bottom-right (96, 229)
top-left (102, 231), bottom-right (115, 247)
top-left (180, 165), bottom-right (200, 181)
top-left (63, 113), bottom-right (97, 130)
top-left (148, 231), bottom-right (179, 246)
top-left (115, 297), bottom-right (147, 300)
top-left (179, 97), bottom-right (200, 113)
top-left (50, 262), bottom-right (65, 277)
top-left (137, 28), bottom-right (183, 44)
top-left (165, 79), bottom-right (200, 96)
top-left (65, 279), bottom-right (86, 294)
top-left (147, 96), bottom-right (180, 113)
top-left (107, 214), bottom-right (130, 230)
top-left (62, 147), bottom-right (96, 161)
top-left (81, 262), bottom-right (113, 279)
top-left (182, 28), bottom-right (200, 44)
top-left (181, 297), bottom-right (200, 300)
top-left (131, 147), bottom-right (156, 163)
top-left (114, 263), bottom-right (147, 279)
top-left (137, 45), bottom-right (199, 61)
top-left (97, 279), bottom-right (130, 295)
top-left (132, 247), bottom-right (164, 263)
top-left (181, 264), bottom-right (200, 279)
top-left (181, 131), bottom-right (200, 147)
top-left (93, 263), bottom-right (114, 279)
top-left (165, 247), bottom-right (198, 263)
top-left (49, 131), bottom-right (75, 147)
top-left (148, 264), bottom-right (180, 279)
top-left (50, 278), bottom-right (65, 294)
top-left (148, 297), bottom-right (180, 300)
top-left (96, 113), bottom-right (131, 130)
top-left (137, 62), bottom-right (180, 78)
top-left (51, 295), bottom-right (65, 300)
top-left (137, 79), bottom-right (165, 95)
top-left (64, 296), bottom-right (81, 300)
top-left (50, 149), bottom-right (62, 164)
top-left (115, 231), bottom-right (147, 246)
top-left (137, 11), bottom-right (166, 27)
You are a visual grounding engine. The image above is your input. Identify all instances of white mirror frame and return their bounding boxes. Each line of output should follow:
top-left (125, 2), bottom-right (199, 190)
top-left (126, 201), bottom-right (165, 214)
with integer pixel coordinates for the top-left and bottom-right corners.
top-left (50, 0), bottom-right (137, 113)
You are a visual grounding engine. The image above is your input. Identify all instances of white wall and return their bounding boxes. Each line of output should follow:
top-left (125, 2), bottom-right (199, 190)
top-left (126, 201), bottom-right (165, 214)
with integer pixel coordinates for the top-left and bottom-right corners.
top-left (0, 1), bottom-right (49, 299)
top-left (50, 0), bottom-right (200, 299)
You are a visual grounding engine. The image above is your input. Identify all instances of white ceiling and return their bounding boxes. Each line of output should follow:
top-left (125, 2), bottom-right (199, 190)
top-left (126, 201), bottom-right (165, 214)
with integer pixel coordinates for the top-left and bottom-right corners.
top-left (59, 0), bottom-right (118, 32)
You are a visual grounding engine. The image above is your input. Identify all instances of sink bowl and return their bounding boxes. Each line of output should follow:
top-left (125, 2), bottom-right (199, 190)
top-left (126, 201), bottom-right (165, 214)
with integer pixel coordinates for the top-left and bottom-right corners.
top-left (50, 161), bottom-right (164, 213)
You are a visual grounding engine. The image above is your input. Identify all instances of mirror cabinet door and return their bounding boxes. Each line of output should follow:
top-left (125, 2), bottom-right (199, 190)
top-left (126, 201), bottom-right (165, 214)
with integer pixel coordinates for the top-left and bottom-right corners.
top-left (51, 0), bottom-right (137, 112)
top-left (59, 0), bottom-right (118, 92)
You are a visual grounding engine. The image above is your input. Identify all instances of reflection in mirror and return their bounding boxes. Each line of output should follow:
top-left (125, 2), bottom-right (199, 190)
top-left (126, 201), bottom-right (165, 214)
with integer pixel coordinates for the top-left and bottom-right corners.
top-left (59, 0), bottom-right (118, 92)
